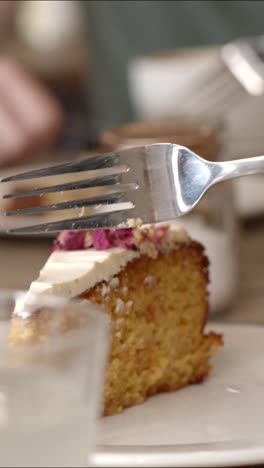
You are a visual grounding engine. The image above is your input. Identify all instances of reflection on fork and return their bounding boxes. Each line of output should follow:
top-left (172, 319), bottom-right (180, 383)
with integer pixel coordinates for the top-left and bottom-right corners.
top-left (1, 143), bottom-right (264, 234)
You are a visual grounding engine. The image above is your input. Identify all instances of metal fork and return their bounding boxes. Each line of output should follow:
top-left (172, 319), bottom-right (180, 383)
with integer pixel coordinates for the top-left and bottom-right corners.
top-left (1, 143), bottom-right (264, 234)
top-left (178, 36), bottom-right (264, 117)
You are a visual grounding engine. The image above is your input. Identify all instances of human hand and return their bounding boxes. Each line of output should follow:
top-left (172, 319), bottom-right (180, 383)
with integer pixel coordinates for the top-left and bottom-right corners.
top-left (0, 57), bottom-right (64, 166)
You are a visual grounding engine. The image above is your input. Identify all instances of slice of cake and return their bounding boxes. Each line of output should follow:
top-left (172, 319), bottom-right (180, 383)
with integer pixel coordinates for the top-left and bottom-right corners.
top-left (9, 224), bottom-right (222, 416)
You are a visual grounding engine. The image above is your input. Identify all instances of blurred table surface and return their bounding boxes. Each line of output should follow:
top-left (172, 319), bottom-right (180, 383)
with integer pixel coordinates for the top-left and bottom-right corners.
top-left (1, 220), bottom-right (263, 325)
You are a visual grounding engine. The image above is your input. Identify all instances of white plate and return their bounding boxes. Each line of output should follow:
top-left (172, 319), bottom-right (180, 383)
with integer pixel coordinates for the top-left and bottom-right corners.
top-left (93, 323), bottom-right (264, 467)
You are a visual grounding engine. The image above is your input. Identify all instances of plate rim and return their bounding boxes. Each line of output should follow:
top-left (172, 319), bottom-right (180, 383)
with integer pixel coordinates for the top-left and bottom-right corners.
top-left (93, 441), bottom-right (264, 467)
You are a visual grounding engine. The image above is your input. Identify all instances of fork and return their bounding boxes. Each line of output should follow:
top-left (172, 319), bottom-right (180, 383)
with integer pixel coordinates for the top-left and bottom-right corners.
top-left (1, 143), bottom-right (264, 234)
top-left (173, 36), bottom-right (264, 117)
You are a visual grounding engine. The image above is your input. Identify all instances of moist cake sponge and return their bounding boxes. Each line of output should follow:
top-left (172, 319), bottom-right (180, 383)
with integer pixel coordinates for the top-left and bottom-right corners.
top-left (8, 225), bottom-right (222, 415)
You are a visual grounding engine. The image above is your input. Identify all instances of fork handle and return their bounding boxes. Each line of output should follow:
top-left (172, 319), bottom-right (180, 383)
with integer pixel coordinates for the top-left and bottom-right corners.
top-left (215, 155), bottom-right (264, 182)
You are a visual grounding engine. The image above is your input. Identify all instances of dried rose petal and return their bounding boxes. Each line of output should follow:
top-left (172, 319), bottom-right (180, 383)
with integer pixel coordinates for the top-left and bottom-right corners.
top-left (50, 240), bottom-right (62, 253)
top-left (92, 229), bottom-right (111, 250)
top-left (108, 228), bottom-right (134, 249)
top-left (51, 224), bottom-right (169, 254)
top-left (112, 228), bottom-right (133, 238)
top-left (51, 231), bottom-right (86, 252)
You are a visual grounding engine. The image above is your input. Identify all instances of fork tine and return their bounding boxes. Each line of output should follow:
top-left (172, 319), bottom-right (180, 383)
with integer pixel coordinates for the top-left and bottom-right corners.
top-left (3, 166), bottom-right (130, 199)
top-left (1, 152), bottom-right (120, 182)
top-left (5, 194), bottom-right (122, 217)
top-left (5, 183), bottom-right (137, 216)
top-left (7, 207), bottom-right (134, 234)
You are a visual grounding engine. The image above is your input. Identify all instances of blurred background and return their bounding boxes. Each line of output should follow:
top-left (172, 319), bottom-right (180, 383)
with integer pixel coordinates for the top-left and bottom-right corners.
top-left (2, 0), bottom-right (264, 159)
top-left (0, 0), bottom-right (264, 320)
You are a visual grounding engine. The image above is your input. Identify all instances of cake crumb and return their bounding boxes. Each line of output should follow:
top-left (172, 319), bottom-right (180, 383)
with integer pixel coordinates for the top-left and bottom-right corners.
top-left (137, 241), bottom-right (158, 259)
top-left (125, 300), bottom-right (133, 314)
top-left (169, 227), bottom-right (189, 244)
top-left (115, 317), bottom-right (125, 329)
top-left (115, 331), bottom-right (122, 340)
top-left (118, 217), bottom-right (143, 228)
top-left (115, 298), bottom-right (125, 315)
top-left (101, 283), bottom-right (110, 297)
top-left (143, 275), bottom-right (155, 287)
top-left (109, 277), bottom-right (119, 289)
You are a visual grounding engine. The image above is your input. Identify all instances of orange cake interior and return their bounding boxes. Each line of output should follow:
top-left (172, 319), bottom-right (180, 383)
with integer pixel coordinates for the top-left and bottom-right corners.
top-left (9, 224), bottom-right (222, 416)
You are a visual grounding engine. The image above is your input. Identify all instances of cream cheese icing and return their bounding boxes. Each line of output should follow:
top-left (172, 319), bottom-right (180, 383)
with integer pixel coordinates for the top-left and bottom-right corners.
top-left (28, 248), bottom-right (140, 299)
top-left (15, 225), bottom-right (189, 317)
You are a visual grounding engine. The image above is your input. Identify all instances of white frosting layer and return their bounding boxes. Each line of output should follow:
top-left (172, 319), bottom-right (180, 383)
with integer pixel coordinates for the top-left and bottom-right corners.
top-left (14, 226), bottom-right (189, 317)
top-left (28, 248), bottom-right (140, 299)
